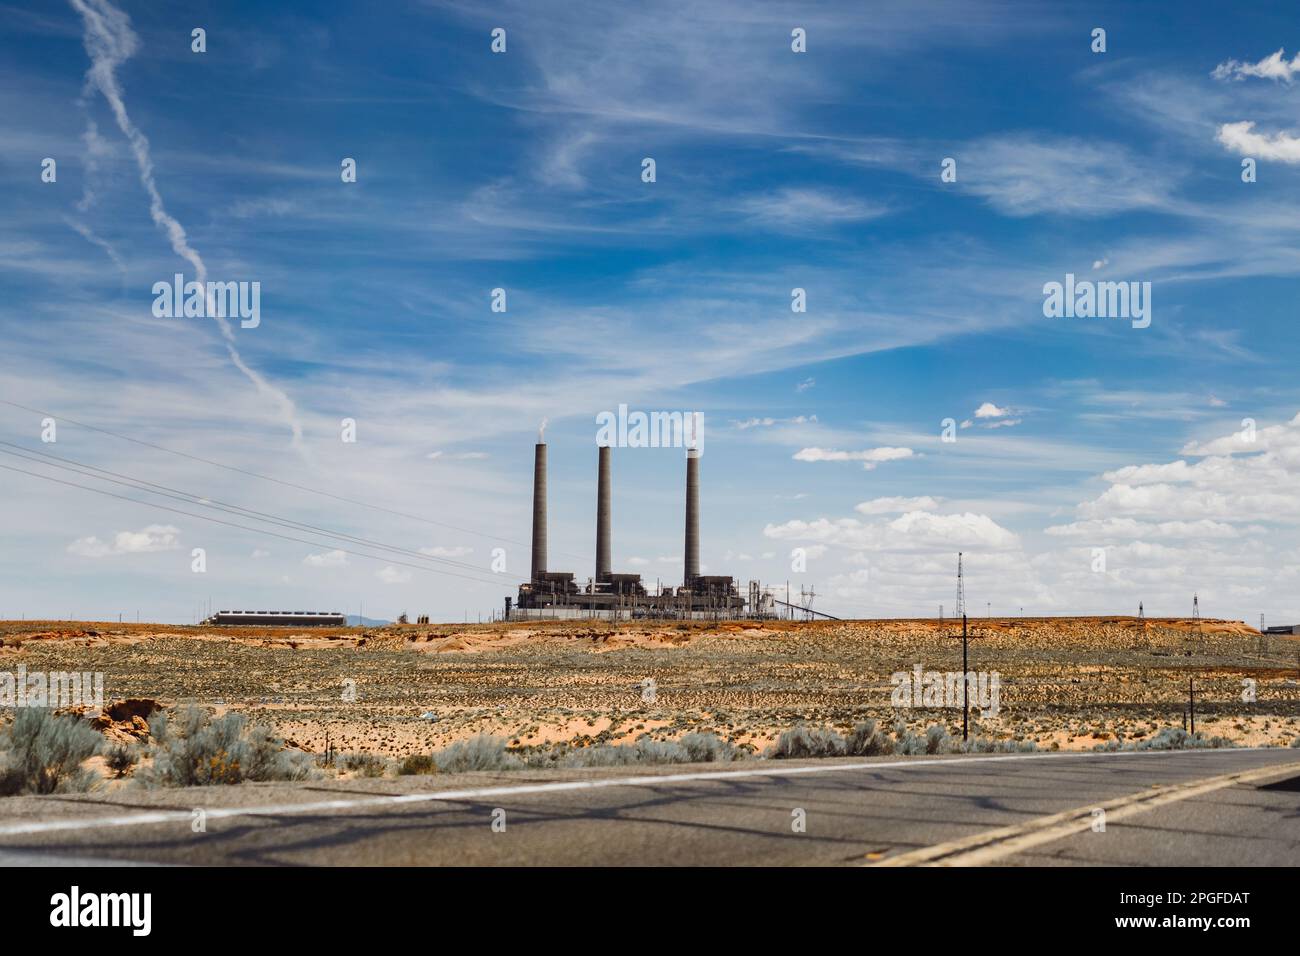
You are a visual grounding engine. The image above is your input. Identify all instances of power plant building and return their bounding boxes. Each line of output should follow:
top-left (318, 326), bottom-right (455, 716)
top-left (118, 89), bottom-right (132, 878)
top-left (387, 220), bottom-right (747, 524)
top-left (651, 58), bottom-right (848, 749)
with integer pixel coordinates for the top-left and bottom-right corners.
top-left (509, 440), bottom-right (753, 620)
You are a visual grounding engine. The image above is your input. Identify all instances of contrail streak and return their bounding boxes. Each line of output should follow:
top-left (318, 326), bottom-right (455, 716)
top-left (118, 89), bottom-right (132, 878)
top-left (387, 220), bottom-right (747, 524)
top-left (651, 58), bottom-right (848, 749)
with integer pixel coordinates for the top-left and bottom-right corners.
top-left (68, 0), bottom-right (305, 452)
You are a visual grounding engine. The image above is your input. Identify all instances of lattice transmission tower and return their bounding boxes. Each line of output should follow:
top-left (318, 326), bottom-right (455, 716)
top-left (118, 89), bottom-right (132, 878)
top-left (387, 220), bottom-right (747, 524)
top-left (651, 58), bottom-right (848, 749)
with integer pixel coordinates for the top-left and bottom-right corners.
top-left (955, 552), bottom-right (965, 618)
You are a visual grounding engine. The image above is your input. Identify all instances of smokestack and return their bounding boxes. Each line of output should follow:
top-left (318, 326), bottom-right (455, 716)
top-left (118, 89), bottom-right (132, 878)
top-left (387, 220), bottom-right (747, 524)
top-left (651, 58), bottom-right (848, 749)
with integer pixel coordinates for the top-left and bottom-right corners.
top-left (531, 441), bottom-right (547, 581)
top-left (596, 445), bottom-right (611, 582)
top-left (684, 448), bottom-right (700, 585)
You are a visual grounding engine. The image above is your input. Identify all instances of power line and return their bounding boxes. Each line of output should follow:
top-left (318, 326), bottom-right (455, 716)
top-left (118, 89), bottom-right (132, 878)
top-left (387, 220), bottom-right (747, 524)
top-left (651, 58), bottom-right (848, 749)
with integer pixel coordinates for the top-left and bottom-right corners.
top-left (0, 459), bottom-right (508, 590)
top-left (0, 398), bottom-right (588, 562)
top-left (0, 441), bottom-right (497, 578)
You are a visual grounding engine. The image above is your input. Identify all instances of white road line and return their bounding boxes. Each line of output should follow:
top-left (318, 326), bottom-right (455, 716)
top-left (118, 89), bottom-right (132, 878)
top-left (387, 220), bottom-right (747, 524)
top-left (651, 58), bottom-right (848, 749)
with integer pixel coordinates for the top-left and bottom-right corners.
top-left (871, 760), bottom-right (1300, 867)
top-left (0, 849), bottom-right (178, 867)
top-left (0, 747), bottom-right (1283, 839)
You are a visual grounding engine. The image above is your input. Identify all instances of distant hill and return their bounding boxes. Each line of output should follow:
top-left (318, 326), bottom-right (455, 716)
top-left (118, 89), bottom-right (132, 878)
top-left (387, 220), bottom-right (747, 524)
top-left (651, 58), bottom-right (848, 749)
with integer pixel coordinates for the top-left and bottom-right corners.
top-left (347, 615), bottom-right (392, 627)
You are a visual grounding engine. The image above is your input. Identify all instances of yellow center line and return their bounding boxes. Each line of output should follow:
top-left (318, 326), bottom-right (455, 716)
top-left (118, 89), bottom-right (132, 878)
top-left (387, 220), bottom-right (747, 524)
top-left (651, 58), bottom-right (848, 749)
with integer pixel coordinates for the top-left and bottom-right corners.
top-left (869, 760), bottom-right (1300, 867)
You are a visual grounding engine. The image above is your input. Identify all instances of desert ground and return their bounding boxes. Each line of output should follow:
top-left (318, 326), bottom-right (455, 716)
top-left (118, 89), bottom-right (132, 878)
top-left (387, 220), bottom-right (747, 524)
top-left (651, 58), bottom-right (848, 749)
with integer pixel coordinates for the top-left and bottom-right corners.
top-left (3, 615), bottom-right (1298, 785)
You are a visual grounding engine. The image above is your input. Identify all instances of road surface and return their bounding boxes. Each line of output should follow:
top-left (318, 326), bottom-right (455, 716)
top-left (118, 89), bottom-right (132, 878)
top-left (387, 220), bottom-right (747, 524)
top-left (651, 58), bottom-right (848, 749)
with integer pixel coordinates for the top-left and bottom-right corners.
top-left (0, 748), bottom-right (1297, 865)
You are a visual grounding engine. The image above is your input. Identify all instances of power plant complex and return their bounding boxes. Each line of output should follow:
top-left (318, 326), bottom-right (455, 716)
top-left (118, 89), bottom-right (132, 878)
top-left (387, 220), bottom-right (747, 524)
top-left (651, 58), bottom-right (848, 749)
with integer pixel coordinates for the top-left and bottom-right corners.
top-left (508, 438), bottom-right (767, 620)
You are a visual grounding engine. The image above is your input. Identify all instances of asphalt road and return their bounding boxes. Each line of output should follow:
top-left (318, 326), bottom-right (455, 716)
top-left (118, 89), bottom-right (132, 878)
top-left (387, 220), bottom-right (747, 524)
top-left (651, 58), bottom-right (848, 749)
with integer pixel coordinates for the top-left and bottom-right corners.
top-left (1, 748), bottom-right (1297, 866)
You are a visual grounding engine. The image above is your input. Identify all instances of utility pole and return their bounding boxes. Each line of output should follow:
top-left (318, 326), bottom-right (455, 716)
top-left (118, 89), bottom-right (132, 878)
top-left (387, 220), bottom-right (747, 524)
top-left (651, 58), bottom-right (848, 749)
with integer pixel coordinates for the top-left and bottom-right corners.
top-left (1188, 677), bottom-right (1196, 735)
top-left (962, 615), bottom-right (969, 740)
top-left (946, 614), bottom-right (984, 742)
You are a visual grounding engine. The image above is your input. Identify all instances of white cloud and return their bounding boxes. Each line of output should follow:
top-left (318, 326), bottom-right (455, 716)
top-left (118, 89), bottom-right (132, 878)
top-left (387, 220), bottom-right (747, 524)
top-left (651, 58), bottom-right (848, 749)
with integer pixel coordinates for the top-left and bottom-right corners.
top-left (303, 549), bottom-right (348, 568)
top-left (67, 537), bottom-right (113, 559)
top-left (734, 188), bottom-right (889, 230)
top-left (968, 402), bottom-right (1020, 429)
top-left (1044, 517), bottom-right (1243, 539)
top-left (251, 548), bottom-right (270, 559)
top-left (957, 135), bottom-right (1171, 216)
top-left (67, 524), bottom-right (181, 558)
top-left (855, 496), bottom-right (941, 515)
top-left (426, 451), bottom-right (489, 461)
top-left (796, 377), bottom-right (815, 393)
top-left (1182, 412), bottom-right (1300, 457)
top-left (376, 565), bottom-right (412, 584)
top-left (1213, 49), bottom-right (1300, 83)
top-left (1216, 121), bottom-right (1300, 163)
top-left (734, 414), bottom-right (816, 430)
top-left (765, 510), bottom-right (1019, 552)
top-left (764, 412), bottom-right (1300, 619)
top-left (1075, 413), bottom-right (1300, 524)
top-left (420, 545), bottom-right (473, 558)
top-left (793, 446), bottom-right (914, 470)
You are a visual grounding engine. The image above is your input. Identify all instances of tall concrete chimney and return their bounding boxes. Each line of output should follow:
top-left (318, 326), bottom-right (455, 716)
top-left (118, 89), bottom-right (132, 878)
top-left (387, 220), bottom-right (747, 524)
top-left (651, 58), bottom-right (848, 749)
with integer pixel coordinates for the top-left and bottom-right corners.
top-left (595, 445), bottom-right (611, 582)
top-left (531, 441), bottom-right (547, 581)
top-left (684, 448), bottom-right (700, 585)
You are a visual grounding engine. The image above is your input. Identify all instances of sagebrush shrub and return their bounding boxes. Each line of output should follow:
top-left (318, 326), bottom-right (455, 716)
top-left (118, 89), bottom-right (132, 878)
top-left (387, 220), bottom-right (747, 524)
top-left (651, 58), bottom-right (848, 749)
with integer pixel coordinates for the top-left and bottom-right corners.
top-left (1133, 728), bottom-right (1233, 751)
top-left (138, 705), bottom-right (313, 788)
top-left (678, 732), bottom-right (739, 763)
top-left (892, 722), bottom-right (926, 755)
top-left (846, 719), bottom-right (892, 756)
top-left (432, 735), bottom-right (521, 773)
top-left (924, 724), bottom-right (953, 755)
top-left (768, 724), bottom-right (846, 759)
top-left (0, 709), bottom-right (101, 795)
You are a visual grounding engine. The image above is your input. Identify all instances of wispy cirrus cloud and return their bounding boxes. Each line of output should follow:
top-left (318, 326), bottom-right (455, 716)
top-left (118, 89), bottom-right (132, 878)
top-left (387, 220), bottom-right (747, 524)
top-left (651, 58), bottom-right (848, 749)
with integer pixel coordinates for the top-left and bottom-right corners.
top-left (733, 188), bottom-right (889, 231)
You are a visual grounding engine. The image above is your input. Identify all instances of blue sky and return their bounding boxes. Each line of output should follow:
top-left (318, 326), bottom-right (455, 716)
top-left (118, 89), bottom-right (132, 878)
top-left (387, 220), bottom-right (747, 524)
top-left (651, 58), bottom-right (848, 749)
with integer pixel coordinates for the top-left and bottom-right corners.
top-left (1, 0), bottom-right (1298, 624)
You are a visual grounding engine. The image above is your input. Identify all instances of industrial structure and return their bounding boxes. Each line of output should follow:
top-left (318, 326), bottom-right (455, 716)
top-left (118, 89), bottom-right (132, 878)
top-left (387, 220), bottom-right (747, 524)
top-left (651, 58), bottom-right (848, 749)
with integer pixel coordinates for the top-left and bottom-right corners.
top-left (201, 610), bottom-right (348, 627)
top-left (509, 437), bottom-right (768, 620)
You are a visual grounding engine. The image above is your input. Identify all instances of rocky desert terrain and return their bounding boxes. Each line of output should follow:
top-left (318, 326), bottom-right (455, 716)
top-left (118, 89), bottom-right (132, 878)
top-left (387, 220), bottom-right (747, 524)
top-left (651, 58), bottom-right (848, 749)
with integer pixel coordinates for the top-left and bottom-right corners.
top-left (3, 615), bottom-right (1298, 766)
